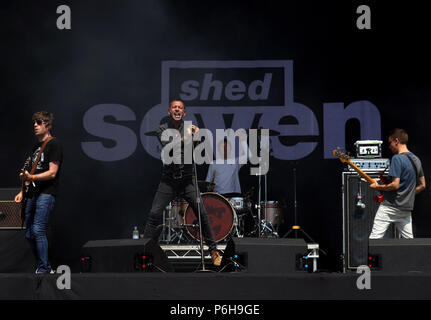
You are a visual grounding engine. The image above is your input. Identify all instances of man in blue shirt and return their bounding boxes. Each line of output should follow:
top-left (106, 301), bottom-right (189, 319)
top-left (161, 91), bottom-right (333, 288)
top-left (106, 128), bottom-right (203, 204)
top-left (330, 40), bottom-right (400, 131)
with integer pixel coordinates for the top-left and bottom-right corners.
top-left (369, 128), bottom-right (426, 238)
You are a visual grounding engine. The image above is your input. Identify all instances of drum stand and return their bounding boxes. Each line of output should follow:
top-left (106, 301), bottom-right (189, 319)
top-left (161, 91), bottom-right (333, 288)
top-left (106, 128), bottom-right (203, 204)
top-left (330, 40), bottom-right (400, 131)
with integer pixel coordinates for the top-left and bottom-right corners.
top-left (162, 203), bottom-right (184, 244)
top-left (255, 143), bottom-right (278, 238)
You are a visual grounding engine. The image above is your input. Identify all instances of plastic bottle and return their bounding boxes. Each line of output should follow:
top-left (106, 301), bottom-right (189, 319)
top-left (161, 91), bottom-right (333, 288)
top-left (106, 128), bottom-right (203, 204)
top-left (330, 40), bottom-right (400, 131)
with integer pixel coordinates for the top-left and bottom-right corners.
top-left (132, 226), bottom-right (139, 239)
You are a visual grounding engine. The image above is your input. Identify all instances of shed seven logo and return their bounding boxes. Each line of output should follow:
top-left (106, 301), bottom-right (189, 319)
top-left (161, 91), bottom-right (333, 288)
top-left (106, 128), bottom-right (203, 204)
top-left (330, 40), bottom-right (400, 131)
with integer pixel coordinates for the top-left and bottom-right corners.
top-left (81, 60), bottom-right (381, 163)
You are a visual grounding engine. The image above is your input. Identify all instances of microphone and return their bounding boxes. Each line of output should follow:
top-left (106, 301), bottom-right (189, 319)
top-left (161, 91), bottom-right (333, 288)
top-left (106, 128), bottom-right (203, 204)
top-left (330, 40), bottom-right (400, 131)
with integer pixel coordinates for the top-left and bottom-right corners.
top-left (356, 195), bottom-right (366, 209)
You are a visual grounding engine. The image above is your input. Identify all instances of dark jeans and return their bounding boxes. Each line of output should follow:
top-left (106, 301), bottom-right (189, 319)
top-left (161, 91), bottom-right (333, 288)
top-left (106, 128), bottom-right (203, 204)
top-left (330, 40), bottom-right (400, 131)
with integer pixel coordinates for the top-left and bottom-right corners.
top-left (25, 193), bottom-right (56, 273)
top-left (144, 174), bottom-right (218, 251)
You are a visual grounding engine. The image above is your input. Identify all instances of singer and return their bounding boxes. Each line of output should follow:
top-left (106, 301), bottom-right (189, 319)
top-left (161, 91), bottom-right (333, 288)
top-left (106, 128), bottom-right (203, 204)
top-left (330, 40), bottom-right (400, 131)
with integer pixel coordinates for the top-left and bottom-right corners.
top-left (142, 100), bottom-right (221, 266)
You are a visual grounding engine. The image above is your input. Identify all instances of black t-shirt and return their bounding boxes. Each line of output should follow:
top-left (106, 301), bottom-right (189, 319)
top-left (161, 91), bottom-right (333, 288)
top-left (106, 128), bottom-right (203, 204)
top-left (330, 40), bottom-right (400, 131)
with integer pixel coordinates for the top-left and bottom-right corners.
top-left (28, 138), bottom-right (63, 196)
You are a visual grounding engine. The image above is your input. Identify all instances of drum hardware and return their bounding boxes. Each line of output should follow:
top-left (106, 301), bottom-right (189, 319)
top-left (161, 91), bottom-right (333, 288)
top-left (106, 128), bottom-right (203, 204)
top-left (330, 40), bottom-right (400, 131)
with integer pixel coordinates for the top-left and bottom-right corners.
top-left (253, 132), bottom-right (279, 238)
top-left (261, 201), bottom-right (282, 235)
top-left (227, 189), bottom-right (259, 238)
top-left (161, 201), bottom-right (189, 244)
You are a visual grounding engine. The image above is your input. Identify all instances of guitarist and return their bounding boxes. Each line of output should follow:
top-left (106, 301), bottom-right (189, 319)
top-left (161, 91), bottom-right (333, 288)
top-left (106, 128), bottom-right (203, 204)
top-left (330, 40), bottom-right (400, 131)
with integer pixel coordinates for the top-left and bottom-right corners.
top-left (369, 128), bottom-right (425, 239)
top-left (14, 111), bottom-right (63, 274)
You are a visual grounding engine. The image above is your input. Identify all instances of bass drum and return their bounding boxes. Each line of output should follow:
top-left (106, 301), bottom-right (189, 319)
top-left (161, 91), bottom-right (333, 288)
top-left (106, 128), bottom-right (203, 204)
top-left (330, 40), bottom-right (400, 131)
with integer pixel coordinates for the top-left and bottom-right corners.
top-left (184, 192), bottom-right (236, 243)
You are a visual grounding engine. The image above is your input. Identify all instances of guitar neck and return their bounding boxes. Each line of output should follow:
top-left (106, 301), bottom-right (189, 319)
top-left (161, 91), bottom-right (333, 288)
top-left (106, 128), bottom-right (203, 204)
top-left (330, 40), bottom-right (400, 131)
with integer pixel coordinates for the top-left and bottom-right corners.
top-left (346, 160), bottom-right (375, 184)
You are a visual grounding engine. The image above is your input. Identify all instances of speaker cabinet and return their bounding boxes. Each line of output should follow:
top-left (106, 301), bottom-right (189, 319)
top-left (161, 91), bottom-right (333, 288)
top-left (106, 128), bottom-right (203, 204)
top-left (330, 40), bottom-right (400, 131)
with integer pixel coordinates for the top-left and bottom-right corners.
top-left (0, 188), bottom-right (23, 229)
top-left (81, 238), bottom-right (174, 273)
top-left (221, 237), bottom-right (308, 273)
top-left (369, 239), bottom-right (431, 273)
top-left (342, 172), bottom-right (396, 271)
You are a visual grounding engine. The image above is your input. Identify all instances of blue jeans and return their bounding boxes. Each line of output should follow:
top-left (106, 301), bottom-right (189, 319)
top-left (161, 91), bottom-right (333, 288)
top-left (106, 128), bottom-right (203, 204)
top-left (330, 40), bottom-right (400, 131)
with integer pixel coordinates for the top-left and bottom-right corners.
top-left (25, 193), bottom-right (56, 273)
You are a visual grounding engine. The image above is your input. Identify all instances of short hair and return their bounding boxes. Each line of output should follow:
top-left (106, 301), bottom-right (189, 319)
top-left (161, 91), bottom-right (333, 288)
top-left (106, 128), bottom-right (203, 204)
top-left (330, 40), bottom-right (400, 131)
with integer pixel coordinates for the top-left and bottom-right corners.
top-left (32, 111), bottom-right (54, 131)
top-left (389, 128), bottom-right (408, 144)
top-left (169, 100), bottom-right (185, 109)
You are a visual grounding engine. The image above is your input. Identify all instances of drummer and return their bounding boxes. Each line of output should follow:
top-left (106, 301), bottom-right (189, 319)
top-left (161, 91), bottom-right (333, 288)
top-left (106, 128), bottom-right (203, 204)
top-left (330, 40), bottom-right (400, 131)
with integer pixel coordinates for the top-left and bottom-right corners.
top-left (205, 131), bottom-right (248, 198)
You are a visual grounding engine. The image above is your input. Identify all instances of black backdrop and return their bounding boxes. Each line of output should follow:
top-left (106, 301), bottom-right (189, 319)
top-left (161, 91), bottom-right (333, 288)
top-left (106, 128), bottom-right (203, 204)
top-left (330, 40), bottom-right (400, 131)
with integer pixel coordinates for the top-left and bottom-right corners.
top-left (1, 0), bottom-right (430, 272)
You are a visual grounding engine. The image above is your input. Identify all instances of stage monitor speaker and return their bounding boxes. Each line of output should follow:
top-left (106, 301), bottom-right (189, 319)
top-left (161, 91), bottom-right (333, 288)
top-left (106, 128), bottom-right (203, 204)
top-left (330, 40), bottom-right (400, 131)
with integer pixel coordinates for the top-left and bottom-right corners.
top-left (342, 172), bottom-right (396, 271)
top-left (0, 188), bottom-right (23, 229)
top-left (81, 238), bottom-right (174, 273)
top-left (369, 239), bottom-right (431, 273)
top-left (221, 237), bottom-right (308, 273)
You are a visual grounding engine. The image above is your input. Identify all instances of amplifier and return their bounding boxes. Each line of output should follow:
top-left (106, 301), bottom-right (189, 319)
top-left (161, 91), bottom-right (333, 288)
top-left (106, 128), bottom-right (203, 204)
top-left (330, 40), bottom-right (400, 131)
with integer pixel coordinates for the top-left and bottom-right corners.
top-left (0, 188), bottom-right (23, 229)
top-left (0, 201), bottom-right (23, 229)
top-left (354, 140), bottom-right (383, 158)
top-left (345, 158), bottom-right (390, 172)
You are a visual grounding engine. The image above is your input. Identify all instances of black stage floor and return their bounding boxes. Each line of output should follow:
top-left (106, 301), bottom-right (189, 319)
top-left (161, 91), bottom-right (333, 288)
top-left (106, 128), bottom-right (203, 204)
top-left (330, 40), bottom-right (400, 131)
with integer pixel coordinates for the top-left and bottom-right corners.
top-left (1, 271), bottom-right (431, 300)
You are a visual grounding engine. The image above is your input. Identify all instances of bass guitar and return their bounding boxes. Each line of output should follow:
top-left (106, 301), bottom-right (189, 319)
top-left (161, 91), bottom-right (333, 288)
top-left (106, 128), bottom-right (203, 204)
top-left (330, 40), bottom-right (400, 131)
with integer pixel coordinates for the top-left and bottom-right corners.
top-left (332, 149), bottom-right (386, 203)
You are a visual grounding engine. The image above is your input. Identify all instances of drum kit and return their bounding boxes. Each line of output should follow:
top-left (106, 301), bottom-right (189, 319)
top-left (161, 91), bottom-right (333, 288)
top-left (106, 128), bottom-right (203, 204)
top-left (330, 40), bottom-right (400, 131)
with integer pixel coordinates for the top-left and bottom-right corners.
top-left (159, 127), bottom-right (284, 245)
top-left (161, 186), bottom-right (283, 245)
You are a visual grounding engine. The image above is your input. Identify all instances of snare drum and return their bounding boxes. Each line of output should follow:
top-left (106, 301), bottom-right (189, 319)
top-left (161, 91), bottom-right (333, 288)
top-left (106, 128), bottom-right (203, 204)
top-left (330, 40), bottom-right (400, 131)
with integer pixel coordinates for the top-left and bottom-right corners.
top-left (261, 201), bottom-right (282, 227)
top-left (184, 192), bottom-right (237, 242)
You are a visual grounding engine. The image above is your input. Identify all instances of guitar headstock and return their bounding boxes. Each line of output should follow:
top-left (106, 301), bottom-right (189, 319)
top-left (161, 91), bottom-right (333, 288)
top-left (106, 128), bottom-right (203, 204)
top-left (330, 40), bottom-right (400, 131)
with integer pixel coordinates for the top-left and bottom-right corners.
top-left (21, 157), bottom-right (31, 173)
top-left (332, 149), bottom-right (350, 163)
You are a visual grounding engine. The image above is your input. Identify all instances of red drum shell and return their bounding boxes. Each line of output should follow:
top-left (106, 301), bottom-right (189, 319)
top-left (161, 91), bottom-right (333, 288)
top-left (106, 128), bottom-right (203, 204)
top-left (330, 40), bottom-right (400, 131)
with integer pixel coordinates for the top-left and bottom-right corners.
top-left (184, 192), bottom-right (236, 243)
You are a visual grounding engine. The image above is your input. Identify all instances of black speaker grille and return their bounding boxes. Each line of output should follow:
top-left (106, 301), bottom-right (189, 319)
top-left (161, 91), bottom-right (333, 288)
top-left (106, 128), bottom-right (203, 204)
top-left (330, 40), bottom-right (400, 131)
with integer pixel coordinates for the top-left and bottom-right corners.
top-left (0, 201), bottom-right (23, 229)
top-left (344, 173), bottom-right (394, 269)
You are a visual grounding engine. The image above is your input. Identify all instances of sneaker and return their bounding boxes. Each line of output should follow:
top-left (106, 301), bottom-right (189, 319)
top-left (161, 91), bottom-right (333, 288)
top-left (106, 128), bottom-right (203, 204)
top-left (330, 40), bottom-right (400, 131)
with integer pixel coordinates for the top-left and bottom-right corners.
top-left (35, 268), bottom-right (55, 274)
top-left (210, 250), bottom-right (222, 267)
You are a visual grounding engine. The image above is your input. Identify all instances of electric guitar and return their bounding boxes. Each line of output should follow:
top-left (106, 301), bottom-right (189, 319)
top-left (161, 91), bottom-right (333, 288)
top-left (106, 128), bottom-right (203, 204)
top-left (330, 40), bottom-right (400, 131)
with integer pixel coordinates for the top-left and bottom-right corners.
top-left (332, 149), bottom-right (386, 203)
top-left (20, 157), bottom-right (31, 226)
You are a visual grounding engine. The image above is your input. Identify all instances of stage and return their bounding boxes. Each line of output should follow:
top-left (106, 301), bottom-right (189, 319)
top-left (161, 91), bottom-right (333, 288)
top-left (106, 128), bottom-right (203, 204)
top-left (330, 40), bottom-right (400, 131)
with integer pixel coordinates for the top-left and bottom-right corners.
top-left (1, 271), bottom-right (431, 300)
top-left (2, 232), bottom-right (431, 300)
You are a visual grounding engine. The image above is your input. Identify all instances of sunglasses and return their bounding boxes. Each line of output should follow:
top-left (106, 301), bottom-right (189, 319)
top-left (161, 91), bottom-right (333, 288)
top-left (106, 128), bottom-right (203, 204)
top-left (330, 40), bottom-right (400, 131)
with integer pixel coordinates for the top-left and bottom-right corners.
top-left (34, 119), bottom-right (46, 125)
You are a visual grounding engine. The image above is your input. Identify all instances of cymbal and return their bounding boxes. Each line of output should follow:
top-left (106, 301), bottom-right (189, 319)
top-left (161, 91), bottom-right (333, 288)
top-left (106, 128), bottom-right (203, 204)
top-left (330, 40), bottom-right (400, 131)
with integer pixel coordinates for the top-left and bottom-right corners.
top-left (144, 130), bottom-right (158, 136)
top-left (246, 128), bottom-right (280, 136)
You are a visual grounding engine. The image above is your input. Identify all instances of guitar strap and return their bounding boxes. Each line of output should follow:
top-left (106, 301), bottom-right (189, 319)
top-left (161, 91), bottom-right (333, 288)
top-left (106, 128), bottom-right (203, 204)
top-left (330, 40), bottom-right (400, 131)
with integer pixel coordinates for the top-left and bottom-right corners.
top-left (29, 137), bottom-right (54, 174)
top-left (402, 152), bottom-right (419, 179)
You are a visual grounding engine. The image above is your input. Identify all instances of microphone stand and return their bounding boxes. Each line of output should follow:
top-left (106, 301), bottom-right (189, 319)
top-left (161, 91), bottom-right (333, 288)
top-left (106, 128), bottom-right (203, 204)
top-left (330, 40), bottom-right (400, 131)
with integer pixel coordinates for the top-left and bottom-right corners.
top-left (282, 164), bottom-right (328, 256)
top-left (190, 130), bottom-right (211, 273)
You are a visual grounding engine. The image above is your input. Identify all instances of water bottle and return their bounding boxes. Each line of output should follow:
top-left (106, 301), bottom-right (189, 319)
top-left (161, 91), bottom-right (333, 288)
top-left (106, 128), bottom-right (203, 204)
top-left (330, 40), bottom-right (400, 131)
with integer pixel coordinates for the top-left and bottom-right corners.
top-left (132, 226), bottom-right (139, 240)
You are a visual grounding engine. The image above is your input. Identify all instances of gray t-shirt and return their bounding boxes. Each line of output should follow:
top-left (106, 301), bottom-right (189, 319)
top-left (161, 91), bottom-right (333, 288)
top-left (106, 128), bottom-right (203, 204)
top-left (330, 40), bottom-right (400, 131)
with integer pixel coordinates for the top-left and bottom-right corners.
top-left (382, 152), bottom-right (424, 211)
